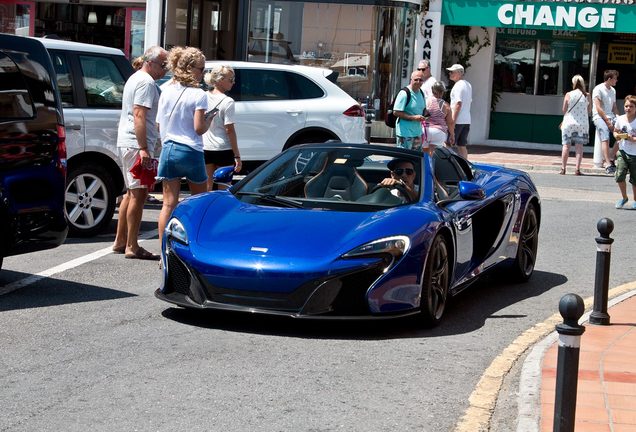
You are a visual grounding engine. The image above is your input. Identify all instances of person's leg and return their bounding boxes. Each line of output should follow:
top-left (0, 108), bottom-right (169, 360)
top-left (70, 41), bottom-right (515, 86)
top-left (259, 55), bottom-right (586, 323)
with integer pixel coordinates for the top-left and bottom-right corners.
top-left (455, 124), bottom-right (469, 159)
top-left (615, 153), bottom-right (629, 208)
top-left (158, 179), bottom-right (181, 246)
top-left (189, 180), bottom-right (208, 196)
top-left (574, 143), bottom-right (583, 174)
top-left (560, 144), bottom-right (570, 173)
top-left (113, 191), bottom-right (129, 251)
top-left (205, 163), bottom-right (217, 191)
top-left (124, 186), bottom-right (149, 255)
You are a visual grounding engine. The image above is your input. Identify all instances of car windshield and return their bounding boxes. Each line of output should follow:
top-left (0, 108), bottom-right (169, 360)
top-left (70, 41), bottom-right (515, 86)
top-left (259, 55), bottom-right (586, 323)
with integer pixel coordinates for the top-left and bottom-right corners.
top-left (232, 146), bottom-right (423, 211)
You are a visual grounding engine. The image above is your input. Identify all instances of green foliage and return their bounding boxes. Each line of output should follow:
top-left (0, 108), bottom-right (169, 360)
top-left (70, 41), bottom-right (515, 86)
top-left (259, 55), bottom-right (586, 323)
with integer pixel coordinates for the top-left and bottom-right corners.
top-left (443, 26), bottom-right (491, 73)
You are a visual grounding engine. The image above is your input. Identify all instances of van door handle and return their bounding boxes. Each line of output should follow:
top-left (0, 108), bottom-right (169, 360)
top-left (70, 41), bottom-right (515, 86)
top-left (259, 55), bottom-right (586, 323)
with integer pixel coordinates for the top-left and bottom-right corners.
top-left (66, 124), bottom-right (81, 130)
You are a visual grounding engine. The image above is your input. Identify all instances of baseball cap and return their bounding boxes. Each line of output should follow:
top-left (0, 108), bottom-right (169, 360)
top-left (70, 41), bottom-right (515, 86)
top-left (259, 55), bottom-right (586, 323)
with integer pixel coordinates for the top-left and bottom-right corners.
top-left (446, 64), bottom-right (464, 73)
top-left (387, 158), bottom-right (414, 172)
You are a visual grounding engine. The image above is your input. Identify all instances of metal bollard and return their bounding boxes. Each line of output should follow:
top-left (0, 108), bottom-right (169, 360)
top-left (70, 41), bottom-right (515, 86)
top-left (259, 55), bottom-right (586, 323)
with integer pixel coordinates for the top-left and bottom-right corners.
top-left (589, 218), bottom-right (614, 325)
top-left (553, 293), bottom-right (585, 432)
top-left (364, 110), bottom-right (374, 144)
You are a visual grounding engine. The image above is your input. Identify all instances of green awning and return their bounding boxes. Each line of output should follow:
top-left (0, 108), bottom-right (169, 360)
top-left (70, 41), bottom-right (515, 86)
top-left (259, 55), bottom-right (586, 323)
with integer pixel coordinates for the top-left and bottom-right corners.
top-left (441, 0), bottom-right (636, 33)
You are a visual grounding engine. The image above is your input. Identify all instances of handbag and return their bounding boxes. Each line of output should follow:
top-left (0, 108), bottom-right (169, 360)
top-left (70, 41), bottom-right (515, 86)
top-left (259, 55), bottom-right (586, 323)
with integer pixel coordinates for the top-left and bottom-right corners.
top-left (130, 157), bottom-right (158, 187)
top-left (559, 93), bottom-right (583, 130)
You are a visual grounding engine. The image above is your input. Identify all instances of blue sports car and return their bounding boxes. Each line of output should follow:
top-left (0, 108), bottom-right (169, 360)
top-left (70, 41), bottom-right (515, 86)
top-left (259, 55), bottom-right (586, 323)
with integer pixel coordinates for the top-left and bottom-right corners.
top-left (156, 144), bottom-right (540, 326)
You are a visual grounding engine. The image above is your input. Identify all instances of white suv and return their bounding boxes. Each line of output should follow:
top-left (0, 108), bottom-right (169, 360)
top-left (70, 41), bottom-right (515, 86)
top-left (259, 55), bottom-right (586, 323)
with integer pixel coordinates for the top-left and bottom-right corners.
top-left (205, 61), bottom-right (366, 160)
top-left (39, 38), bottom-right (134, 237)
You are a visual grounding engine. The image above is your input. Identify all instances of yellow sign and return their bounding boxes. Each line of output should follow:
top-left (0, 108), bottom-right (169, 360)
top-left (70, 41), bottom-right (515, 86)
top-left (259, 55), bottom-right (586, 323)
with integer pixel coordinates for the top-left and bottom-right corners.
top-left (608, 43), bottom-right (636, 64)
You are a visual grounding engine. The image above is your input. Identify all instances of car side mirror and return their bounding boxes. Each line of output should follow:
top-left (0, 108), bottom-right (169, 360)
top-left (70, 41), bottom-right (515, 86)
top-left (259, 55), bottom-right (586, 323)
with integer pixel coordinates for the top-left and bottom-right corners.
top-left (458, 181), bottom-right (485, 200)
top-left (213, 166), bottom-right (235, 186)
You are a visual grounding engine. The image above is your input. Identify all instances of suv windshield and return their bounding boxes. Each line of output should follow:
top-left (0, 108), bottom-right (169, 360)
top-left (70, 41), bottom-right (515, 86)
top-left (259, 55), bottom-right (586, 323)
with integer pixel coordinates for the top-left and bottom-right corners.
top-left (233, 146), bottom-right (422, 210)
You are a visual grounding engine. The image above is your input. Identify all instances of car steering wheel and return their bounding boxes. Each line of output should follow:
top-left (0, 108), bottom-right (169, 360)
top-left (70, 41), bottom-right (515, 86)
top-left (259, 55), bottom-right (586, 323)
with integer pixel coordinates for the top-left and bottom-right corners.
top-left (370, 182), bottom-right (412, 203)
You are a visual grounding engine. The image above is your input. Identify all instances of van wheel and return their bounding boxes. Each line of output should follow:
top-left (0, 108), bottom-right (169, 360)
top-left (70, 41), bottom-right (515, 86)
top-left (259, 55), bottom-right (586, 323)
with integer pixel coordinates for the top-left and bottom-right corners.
top-left (65, 164), bottom-right (116, 237)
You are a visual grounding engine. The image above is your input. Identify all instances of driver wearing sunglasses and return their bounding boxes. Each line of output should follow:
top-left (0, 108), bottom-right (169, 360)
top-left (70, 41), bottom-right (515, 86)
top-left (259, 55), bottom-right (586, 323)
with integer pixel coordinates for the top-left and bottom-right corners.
top-left (378, 158), bottom-right (418, 202)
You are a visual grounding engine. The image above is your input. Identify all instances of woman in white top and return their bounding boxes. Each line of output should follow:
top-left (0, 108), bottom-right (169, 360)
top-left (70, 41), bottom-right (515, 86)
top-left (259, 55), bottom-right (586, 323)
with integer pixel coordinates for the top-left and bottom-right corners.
top-left (156, 46), bottom-right (211, 245)
top-left (560, 75), bottom-right (591, 175)
top-left (203, 65), bottom-right (241, 191)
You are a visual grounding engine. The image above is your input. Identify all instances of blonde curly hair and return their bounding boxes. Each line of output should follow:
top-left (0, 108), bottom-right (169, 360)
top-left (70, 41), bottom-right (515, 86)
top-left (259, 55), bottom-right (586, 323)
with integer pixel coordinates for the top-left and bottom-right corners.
top-left (166, 46), bottom-right (205, 88)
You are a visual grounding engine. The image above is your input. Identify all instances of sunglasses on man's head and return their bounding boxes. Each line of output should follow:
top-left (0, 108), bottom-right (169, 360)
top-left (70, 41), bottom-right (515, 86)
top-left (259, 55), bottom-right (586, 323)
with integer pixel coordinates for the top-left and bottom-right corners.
top-left (393, 168), bottom-right (415, 176)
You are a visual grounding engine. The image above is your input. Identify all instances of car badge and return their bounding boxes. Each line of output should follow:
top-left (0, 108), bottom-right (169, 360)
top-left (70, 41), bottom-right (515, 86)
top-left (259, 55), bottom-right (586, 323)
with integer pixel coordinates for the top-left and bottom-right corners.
top-left (251, 247), bottom-right (268, 253)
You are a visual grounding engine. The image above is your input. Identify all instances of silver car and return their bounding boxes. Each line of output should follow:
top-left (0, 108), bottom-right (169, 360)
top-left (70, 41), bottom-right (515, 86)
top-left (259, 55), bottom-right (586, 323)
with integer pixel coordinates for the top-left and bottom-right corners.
top-left (39, 38), bottom-right (134, 237)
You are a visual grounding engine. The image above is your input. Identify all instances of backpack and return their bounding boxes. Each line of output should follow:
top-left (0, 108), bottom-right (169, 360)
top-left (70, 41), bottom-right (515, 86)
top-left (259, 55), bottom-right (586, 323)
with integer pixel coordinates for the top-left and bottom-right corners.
top-left (385, 87), bottom-right (424, 128)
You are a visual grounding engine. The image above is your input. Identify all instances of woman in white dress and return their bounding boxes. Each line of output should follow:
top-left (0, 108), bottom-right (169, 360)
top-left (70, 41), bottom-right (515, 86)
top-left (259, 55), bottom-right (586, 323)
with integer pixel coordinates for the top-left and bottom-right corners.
top-left (560, 75), bottom-right (591, 175)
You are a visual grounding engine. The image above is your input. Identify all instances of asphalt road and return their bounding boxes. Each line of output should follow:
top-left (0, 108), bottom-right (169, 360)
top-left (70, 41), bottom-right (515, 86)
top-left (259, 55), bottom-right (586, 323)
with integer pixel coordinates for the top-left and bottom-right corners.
top-left (1, 172), bottom-right (634, 432)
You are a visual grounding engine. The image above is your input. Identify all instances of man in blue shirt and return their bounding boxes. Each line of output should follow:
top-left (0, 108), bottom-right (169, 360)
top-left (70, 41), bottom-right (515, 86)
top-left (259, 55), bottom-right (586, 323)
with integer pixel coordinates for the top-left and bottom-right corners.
top-left (393, 70), bottom-right (426, 150)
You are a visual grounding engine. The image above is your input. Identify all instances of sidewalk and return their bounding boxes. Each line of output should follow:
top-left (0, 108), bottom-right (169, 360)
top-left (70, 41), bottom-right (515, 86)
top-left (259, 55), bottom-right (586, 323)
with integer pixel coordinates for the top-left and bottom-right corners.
top-left (538, 293), bottom-right (636, 432)
top-left (468, 144), bottom-right (607, 175)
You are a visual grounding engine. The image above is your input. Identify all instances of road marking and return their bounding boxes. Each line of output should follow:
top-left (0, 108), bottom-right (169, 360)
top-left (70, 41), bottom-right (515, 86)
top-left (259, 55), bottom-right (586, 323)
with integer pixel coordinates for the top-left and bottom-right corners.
top-left (453, 280), bottom-right (636, 432)
top-left (0, 229), bottom-right (158, 296)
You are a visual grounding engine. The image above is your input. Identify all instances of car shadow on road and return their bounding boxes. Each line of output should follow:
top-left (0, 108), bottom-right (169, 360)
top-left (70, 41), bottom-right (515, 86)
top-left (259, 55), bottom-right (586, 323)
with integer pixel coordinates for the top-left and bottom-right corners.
top-left (160, 269), bottom-right (567, 340)
top-left (0, 270), bottom-right (136, 311)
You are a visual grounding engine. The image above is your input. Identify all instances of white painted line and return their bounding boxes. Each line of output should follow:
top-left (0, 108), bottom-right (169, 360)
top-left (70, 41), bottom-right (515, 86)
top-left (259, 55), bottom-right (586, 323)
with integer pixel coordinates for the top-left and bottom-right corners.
top-left (0, 229), bottom-right (158, 296)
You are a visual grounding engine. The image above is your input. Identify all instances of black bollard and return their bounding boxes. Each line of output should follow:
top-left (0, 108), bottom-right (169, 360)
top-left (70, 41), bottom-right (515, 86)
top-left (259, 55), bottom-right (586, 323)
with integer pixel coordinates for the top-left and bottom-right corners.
top-left (364, 109), bottom-right (374, 144)
top-left (589, 218), bottom-right (614, 325)
top-left (553, 293), bottom-right (585, 432)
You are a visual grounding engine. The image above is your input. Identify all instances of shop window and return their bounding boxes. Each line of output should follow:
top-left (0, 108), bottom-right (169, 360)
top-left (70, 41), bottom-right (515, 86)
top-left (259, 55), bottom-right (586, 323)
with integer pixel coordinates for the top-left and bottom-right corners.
top-left (539, 39), bottom-right (590, 96)
top-left (78, 55), bottom-right (125, 108)
top-left (493, 37), bottom-right (535, 94)
top-left (246, 1), bottom-right (375, 102)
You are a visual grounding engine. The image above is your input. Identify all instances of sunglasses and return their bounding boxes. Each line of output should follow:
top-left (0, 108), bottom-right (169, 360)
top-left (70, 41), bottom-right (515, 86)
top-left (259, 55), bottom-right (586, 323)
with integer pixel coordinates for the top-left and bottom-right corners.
top-left (393, 168), bottom-right (415, 176)
top-left (152, 60), bottom-right (168, 70)
top-left (417, 67), bottom-right (428, 71)
top-left (412, 78), bottom-right (424, 82)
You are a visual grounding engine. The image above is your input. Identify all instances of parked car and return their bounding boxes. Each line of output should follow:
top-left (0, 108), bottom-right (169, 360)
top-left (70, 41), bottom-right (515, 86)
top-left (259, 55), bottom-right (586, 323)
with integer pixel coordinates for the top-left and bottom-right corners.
top-left (160, 61), bottom-right (367, 161)
top-left (156, 144), bottom-right (541, 326)
top-left (37, 37), bottom-right (134, 237)
top-left (0, 34), bottom-right (68, 270)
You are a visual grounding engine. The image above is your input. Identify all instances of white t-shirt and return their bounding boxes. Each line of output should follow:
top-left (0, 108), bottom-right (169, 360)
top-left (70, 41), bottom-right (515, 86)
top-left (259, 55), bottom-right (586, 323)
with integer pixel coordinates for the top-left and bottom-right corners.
top-left (450, 79), bottom-right (472, 125)
top-left (421, 76), bottom-right (436, 99)
top-left (117, 70), bottom-right (160, 153)
top-left (203, 93), bottom-right (236, 152)
top-left (156, 83), bottom-right (208, 152)
top-left (592, 83), bottom-right (616, 122)
top-left (614, 114), bottom-right (636, 156)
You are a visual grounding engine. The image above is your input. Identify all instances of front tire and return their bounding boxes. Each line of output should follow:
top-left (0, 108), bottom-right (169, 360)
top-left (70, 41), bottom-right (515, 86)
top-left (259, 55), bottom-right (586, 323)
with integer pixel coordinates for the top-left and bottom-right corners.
top-left (420, 235), bottom-right (450, 326)
top-left (65, 164), bottom-right (116, 237)
top-left (510, 202), bottom-right (539, 282)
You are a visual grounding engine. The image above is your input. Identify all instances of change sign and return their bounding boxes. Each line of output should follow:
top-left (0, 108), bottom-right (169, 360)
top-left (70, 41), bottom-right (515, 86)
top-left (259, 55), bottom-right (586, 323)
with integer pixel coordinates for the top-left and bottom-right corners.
top-left (441, 0), bottom-right (636, 34)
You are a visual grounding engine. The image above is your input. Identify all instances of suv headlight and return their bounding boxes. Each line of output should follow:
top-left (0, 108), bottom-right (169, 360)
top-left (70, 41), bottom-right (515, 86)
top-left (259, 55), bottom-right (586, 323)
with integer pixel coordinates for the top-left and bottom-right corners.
top-left (342, 236), bottom-right (410, 271)
top-left (165, 218), bottom-right (188, 245)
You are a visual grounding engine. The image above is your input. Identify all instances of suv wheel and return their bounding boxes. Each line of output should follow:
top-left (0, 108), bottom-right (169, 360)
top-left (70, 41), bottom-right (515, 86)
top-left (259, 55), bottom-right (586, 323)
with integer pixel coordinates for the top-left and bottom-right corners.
top-left (65, 164), bottom-right (116, 237)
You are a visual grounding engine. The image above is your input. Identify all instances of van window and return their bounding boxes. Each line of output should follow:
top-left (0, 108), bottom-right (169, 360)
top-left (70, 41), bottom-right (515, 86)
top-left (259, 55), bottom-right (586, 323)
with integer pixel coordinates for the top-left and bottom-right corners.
top-left (78, 54), bottom-right (126, 108)
top-left (0, 53), bottom-right (35, 119)
top-left (48, 50), bottom-right (75, 107)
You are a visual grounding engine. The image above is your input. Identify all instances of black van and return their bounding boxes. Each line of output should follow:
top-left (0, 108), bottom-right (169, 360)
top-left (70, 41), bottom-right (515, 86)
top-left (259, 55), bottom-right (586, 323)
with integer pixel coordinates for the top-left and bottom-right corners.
top-left (0, 34), bottom-right (68, 270)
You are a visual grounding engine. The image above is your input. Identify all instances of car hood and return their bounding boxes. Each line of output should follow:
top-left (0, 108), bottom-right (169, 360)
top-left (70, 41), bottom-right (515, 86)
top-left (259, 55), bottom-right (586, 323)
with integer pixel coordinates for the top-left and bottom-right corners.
top-left (192, 193), bottom-right (425, 261)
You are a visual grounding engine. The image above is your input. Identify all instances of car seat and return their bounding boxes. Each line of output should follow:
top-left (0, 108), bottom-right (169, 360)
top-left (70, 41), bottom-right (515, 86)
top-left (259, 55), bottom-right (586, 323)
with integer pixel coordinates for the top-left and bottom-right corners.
top-left (304, 162), bottom-right (368, 201)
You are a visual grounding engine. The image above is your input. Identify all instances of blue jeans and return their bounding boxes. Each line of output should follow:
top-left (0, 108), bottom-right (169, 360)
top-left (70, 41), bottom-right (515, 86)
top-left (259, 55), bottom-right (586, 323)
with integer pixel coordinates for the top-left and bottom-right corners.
top-left (156, 140), bottom-right (207, 183)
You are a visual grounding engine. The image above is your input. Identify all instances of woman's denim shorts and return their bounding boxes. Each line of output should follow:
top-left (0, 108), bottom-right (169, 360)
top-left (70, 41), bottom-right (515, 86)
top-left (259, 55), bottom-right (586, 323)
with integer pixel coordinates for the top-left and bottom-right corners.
top-left (156, 140), bottom-right (207, 184)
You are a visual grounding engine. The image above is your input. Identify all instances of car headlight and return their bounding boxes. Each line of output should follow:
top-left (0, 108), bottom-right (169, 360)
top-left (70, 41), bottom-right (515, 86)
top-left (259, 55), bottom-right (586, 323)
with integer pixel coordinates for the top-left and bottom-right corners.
top-left (165, 217), bottom-right (188, 245)
top-left (342, 236), bottom-right (410, 271)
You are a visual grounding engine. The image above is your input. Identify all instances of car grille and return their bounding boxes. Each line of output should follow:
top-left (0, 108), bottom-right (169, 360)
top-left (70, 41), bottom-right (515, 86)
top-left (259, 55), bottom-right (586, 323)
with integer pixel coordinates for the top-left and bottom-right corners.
top-left (167, 251), bottom-right (191, 296)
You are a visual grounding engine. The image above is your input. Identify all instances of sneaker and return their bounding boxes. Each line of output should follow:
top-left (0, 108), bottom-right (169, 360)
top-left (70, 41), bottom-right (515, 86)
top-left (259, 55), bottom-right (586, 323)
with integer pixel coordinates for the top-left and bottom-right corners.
top-left (606, 165), bottom-right (616, 174)
top-left (632, 202), bottom-right (636, 210)
top-left (615, 197), bottom-right (628, 208)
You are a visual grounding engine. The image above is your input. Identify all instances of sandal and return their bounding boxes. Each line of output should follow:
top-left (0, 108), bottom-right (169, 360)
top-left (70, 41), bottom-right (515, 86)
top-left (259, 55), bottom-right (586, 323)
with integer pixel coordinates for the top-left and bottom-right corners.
top-left (575, 170), bottom-right (582, 176)
top-left (125, 247), bottom-right (160, 261)
top-left (559, 168), bottom-right (565, 175)
top-left (112, 245), bottom-right (126, 254)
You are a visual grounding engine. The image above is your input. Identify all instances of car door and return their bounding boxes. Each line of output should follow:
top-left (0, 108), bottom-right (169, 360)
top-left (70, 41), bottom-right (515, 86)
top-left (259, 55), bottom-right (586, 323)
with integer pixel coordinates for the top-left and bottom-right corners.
top-left (76, 53), bottom-right (127, 162)
top-left (48, 50), bottom-right (85, 158)
top-left (229, 68), bottom-right (307, 161)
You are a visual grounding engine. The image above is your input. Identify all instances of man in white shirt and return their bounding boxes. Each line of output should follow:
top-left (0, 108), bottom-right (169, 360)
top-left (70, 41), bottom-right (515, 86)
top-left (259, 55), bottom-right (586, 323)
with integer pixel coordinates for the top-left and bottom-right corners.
top-left (592, 70), bottom-right (620, 174)
top-left (417, 59), bottom-right (437, 99)
top-left (112, 46), bottom-right (167, 260)
top-left (448, 64), bottom-right (472, 159)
